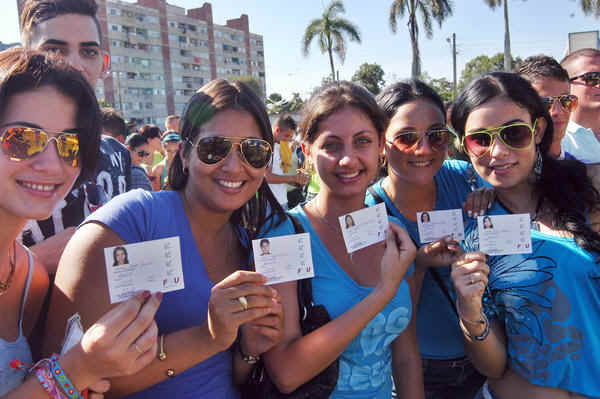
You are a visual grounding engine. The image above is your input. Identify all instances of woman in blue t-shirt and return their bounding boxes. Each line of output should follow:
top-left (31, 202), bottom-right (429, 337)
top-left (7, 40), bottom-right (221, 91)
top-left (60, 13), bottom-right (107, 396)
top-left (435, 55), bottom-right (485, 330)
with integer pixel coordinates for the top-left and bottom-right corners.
top-left (365, 79), bottom-right (486, 398)
top-left (44, 79), bottom-right (287, 398)
top-left (449, 72), bottom-right (600, 398)
top-left (261, 82), bottom-right (422, 398)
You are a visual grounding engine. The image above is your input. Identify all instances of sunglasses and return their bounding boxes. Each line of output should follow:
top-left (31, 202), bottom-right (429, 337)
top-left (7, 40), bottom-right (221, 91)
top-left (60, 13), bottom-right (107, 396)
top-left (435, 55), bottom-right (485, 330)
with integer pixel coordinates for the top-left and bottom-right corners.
top-left (540, 94), bottom-right (578, 113)
top-left (386, 128), bottom-right (452, 152)
top-left (136, 150), bottom-right (150, 158)
top-left (569, 71), bottom-right (600, 87)
top-left (0, 125), bottom-right (80, 167)
top-left (192, 136), bottom-right (272, 169)
top-left (462, 120), bottom-right (537, 159)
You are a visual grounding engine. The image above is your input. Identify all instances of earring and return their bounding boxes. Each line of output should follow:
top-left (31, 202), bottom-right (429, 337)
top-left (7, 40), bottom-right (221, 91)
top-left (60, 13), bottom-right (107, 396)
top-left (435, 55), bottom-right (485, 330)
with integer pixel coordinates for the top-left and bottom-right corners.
top-left (534, 146), bottom-right (543, 179)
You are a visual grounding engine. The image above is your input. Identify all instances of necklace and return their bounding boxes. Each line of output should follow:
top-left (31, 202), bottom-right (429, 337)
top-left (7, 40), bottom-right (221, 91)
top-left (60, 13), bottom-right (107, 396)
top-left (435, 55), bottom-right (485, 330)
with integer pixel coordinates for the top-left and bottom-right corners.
top-left (0, 241), bottom-right (16, 295)
top-left (307, 201), bottom-right (342, 235)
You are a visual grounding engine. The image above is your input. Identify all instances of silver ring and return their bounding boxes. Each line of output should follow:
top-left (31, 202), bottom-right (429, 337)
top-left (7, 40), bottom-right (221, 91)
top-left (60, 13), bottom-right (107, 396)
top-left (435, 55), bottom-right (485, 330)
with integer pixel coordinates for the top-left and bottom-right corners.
top-left (135, 344), bottom-right (144, 354)
top-left (470, 276), bottom-right (476, 285)
top-left (238, 296), bottom-right (248, 311)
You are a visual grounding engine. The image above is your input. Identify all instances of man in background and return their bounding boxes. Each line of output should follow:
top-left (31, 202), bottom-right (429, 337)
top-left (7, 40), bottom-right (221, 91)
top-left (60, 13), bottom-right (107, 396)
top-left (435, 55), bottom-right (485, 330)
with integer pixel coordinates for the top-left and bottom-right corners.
top-left (101, 107), bottom-right (128, 144)
top-left (165, 114), bottom-right (180, 133)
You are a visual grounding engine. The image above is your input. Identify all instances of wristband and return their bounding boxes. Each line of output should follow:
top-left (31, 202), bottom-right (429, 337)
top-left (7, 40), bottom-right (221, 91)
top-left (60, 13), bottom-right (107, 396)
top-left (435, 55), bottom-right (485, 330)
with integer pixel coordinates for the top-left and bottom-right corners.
top-left (50, 355), bottom-right (82, 399)
top-left (459, 312), bottom-right (490, 341)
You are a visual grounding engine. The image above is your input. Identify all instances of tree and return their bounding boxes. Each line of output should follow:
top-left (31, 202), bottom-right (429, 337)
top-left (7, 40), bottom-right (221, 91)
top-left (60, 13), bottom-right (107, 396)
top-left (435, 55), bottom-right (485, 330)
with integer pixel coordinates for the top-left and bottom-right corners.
top-left (458, 52), bottom-right (522, 89)
top-left (351, 63), bottom-right (386, 95)
top-left (389, 0), bottom-right (453, 79)
top-left (428, 76), bottom-right (454, 102)
top-left (580, 0), bottom-right (600, 17)
top-left (302, 1), bottom-right (361, 81)
top-left (267, 93), bottom-right (283, 103)
top-left (229, 75), bottom-right (264, 98)
top-left (266, 93), bottom-right (305, 115)
top-left (483, 0), bottom-right (523, 72)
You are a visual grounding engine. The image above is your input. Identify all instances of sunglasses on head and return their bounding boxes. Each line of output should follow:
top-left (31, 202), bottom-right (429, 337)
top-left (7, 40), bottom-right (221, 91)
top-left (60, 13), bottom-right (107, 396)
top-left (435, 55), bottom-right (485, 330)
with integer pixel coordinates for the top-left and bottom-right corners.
top-left (540, 94), bottom-right (577, 113)
top-left (386, 128), bottom-right (452, 152)
top-left (192, 136), bottom-right (272, 169)
top-left (0, 125), bottom-right (80, 167)
top-left (462, 120), bottom-right (537, 159)
top-left (136, 150), bottom-right (150, 158)
top-left (569, 71), bottom-right (600, 87)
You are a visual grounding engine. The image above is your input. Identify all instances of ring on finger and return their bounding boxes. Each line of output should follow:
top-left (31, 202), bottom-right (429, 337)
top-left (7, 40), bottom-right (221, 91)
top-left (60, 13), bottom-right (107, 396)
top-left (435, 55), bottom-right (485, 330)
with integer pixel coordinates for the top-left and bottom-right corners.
top-left (135, 344), bottom-right (144, 354)
top-left (470, 275), bottom-right (476, 285)
top-left (238, 295), bottom-right (249, 311)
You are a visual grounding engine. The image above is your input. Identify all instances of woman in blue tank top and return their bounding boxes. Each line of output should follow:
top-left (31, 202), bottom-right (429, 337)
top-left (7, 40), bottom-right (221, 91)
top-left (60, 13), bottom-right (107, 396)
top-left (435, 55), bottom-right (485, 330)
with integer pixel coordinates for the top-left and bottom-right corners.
top-left (0, 49), bottom-right (161, 398)
top-left (261, 82), bottom-right (423, 398)
top-left (449, 72), bottom-right (600, 399)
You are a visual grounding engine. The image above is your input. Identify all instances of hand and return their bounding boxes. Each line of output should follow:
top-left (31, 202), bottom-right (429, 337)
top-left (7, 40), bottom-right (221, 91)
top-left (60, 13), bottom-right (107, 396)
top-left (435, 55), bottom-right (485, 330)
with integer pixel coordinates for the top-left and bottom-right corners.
top-left (415, 235), bottom-right (463, 270)
top-left (378, 222), bottom-right (417, 295)
top-left (294, 171), bottom-right (310, 186)
top-left (451, 251), bottom-right (490, 322)
top-left (207, 271), bottom-right (281, 352)
top-left (239, 299), bottom-right (284, 357)
top-left (463, 187), bottom-right (495, 218)
top-left (88, 379), bottom-right (110, 399)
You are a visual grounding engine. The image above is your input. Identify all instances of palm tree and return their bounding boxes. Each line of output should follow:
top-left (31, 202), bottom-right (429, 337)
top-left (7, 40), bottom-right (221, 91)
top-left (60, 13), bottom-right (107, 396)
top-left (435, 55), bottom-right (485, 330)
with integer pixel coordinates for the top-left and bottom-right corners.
top-left (580, 0), bottom-right (600, 18)
top-left (389, 0), bottom-right (453, 79)
top-left (302, 1), bottom-right (361, 81)
top-left (483, 0), bottom-right (517, 72)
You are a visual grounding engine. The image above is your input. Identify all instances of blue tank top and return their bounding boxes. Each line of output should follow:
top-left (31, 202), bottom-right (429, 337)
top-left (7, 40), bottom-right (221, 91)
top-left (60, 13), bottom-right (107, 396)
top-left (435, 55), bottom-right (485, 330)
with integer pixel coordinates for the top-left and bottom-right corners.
top-left (0, 247), bottom-right (34, 396)
top-left (365, 159), bottom-right (477, 359)
top-left (462, 203), bottom-right (600, 398)
top-left (262, 206), bottom-right (413, 399)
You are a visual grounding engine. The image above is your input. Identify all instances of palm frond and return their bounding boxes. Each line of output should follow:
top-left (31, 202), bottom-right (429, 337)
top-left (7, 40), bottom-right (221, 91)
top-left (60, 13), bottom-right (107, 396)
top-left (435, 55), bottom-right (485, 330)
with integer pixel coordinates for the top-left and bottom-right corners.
top-left (302, 18), bottom-right (324, 56)
top-left (389, 0), bottom-right (408, 33)
top-left (330, 18), bottom-right (362, 43)
top-left (331, 30), bottom-right (347, 63)
top-left (418, 2), bottom-right (434, 39)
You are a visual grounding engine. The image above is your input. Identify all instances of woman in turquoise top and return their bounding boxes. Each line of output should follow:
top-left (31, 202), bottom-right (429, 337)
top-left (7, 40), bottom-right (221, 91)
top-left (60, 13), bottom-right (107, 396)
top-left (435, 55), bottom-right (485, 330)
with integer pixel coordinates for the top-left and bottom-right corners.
top-left (449, 72), bottom-right (600, 398)
top-left (262, 82), bottom-right (423, 398)
top-left (364, 79), bottom-right (487, 398)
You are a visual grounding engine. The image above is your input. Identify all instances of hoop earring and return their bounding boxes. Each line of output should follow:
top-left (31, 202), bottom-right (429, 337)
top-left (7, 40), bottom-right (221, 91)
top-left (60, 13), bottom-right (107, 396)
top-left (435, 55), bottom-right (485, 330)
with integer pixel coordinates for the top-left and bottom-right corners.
top-left (534, 146), bottom-right (543, 180)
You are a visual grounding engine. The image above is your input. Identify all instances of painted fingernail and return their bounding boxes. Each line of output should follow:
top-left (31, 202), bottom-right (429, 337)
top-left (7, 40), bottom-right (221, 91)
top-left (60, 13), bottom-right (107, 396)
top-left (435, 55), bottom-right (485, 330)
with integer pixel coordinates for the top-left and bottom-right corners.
top-left (142, 290), bottom-right (151, 299)
top-left (154, 292), bottom-right (163, 300)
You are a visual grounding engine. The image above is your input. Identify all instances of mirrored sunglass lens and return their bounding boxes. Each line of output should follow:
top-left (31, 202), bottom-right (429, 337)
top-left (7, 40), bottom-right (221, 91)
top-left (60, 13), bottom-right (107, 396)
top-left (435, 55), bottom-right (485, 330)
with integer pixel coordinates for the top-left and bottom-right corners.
top-left (197, 137), bottom-right (232, 164)
top-left (241, 139), bottom-right (271, 168)
top-left (2, 127), bottom-right (46, 159)
top-left (500, 125), bottom-right (531, 148)
top-left (559, 96), bottom-right (575, 111)
top-left (464, 133), bottom-right (491, 156)
top-left (428, 130), bottom-right (449, 150)
top-left (57, 134), bottom-right (79, 164)
top-left (583, 73), bottom-right (600, 86)
top-left (394, 133), bottom-right (419, 147)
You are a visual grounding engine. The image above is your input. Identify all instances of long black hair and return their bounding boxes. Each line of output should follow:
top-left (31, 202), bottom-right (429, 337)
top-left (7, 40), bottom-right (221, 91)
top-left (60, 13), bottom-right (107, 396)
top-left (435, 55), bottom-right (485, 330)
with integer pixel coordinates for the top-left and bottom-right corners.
top-left (451, 72), bottom-right (600, 253)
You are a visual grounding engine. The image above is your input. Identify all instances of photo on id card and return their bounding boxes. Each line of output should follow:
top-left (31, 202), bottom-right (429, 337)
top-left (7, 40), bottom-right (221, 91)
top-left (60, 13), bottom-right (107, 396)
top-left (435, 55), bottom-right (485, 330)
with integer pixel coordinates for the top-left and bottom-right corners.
top-left (339, 203), bottom-right (389, 253)
top-left (477, 214), bottom-right (532, 256)
top-left (252, 233), bottom-right (313, 285)
top-left (416, 209), bottom-right (465, 244)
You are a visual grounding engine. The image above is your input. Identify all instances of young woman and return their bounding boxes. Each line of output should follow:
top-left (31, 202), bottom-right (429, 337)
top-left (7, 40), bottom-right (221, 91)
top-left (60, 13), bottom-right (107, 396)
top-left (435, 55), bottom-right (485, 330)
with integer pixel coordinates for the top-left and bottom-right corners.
top-left (449, 72), bottom-right (600, 399)
top-left (364, 80), bottom-right (486, 399)
top-left (43, 79), bottom-right (286, 398)
top-left (0, 48), bottom-right (161, 398)
top-left (261, 81), bottom-right (423, 398)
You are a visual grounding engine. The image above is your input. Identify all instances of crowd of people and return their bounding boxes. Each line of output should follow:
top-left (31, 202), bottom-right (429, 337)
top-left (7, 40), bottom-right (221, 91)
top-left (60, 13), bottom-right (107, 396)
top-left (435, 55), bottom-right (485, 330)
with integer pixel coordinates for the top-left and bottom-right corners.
top-left (1, 0), bottom-right (600, 399)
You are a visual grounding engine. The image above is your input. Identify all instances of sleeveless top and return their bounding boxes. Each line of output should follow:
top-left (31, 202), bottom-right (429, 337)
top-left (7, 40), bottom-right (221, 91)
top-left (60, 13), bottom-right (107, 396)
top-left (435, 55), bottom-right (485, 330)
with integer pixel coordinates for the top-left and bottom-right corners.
top-left (0, 248), bottom-right (34, 395)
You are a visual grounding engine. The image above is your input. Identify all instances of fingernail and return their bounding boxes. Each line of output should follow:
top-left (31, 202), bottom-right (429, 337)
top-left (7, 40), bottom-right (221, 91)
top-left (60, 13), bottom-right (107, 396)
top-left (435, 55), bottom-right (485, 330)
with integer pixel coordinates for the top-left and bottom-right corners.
top-left (154, 292), bottom-right (163, 300)
top-left (270, 288), bottom-right (278, 297)
top-left (142, 290), bottom-right (151, 299)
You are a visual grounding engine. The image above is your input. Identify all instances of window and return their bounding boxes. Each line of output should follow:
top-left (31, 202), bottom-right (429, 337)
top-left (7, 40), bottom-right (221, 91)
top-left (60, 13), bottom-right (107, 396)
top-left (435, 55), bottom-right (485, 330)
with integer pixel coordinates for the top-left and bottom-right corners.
top-left (127, 72), bottom-right (137, 79)
top-left (183, 89), bottom-right (195, 96)
top-left (232, 46), bottom-right (238, 53)
top-left (111, 24), bottom-right (119, 32)
top-left (149, 31), bottom-right (160, 39)
top-left (180, 49), bottom-right (191, 57)
top-left (135, 14), bottom-right (145, 23)
top-left (231, 57), bottom-right (239, 65)
top-left (169, 21), bottom-right (176, 28)
top-left (257, 51), bottom-right (264, 57)
top-left (124, 42), bottom-right (135, 49)
top-left (111, 40), bottom-right (120, 47)
top-left (223, 44), bottom-right (230, 51)
top-left (109, 8), bottom-right (120, 16)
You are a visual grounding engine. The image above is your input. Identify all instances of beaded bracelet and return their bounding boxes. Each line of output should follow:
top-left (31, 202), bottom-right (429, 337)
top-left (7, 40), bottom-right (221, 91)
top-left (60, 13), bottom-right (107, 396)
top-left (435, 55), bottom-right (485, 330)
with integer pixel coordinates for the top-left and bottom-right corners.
top-left (49, 354), bottom-right (81, 399)
top-left (11, 355), bottom-right (82, 399)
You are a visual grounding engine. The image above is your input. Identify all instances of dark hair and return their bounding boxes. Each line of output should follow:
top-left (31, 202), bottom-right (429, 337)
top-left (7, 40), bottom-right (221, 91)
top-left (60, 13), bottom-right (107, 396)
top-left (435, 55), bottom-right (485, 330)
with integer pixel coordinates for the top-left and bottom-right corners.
top-left (112, 246), bottom-right (128, 266)
top-left (0, 47), bottom-right (101, 186)
top-left (20, 0), bottom-right (102, 48)
top-left (101, 107), bottom-right (127, 140)
top-left (273, 114), bottom-right (297, 131)
top-left (376, 79), bottom-right (445, 121)
top-left (299, 81), bottom-right (387, 144)
top-left (560, 48), bottom-right (600, 75)
top-left (517, 55), bottom-right (569, 83)
top-left (169, 78), bottom-right (285, 238)
top-left (139, 124), bottom-right (162, 140)
top-left (125, 133), bottom-right (148, 150)
top-left (259, 239), bottom-right (270, 246)
top-left (451, 72), bottom-right (600, 253)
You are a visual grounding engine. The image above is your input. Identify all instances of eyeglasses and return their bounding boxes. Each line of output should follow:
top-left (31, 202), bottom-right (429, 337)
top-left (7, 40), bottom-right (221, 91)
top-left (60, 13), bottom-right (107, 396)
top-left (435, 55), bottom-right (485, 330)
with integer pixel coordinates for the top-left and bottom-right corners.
top-left (0, 125), bottom-right (80, 167)
top-left (462, 120), bottom-right (537, 159)
top-left (136, 150), bottom-right (150, 158)
top-left (192, 136), bottom-right (272, 169)
top-left (569, 71), bottom-right (600, 87)
top-left (540, 94), bottom-right (578, 113)
top-left (386, 128), bottom-right (452, 152)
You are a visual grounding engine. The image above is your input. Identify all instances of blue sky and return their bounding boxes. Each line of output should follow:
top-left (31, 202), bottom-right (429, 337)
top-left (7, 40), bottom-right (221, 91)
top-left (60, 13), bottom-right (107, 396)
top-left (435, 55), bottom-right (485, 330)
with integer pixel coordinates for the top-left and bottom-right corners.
top-left (2, 0), bottom-right (599, 98)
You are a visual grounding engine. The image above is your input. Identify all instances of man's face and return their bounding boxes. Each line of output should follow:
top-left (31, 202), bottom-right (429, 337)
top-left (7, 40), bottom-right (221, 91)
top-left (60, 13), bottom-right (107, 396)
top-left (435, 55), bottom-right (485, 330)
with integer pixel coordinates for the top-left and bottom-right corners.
top-left (130, 143), bottom-right (151, 166)
top-left (530, 77), bottom-right (572, 142)
top-left (29, 14), bottom-right (108, 89)
top-left (274, 126), bottom-right (294, 143)
top-left (567, 56), bottom-right (600, 114)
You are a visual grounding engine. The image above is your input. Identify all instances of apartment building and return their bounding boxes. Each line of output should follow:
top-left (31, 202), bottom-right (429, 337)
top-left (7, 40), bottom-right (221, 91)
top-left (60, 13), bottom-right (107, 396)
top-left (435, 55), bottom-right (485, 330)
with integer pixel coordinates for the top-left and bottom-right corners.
top-left (17, 0), bottom-right (266, 127)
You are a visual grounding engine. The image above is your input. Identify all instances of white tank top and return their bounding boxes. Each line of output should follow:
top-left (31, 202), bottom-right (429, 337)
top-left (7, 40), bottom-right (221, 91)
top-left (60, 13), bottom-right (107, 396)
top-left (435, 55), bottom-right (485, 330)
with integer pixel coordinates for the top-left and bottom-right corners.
top-left (0, 248), bottom-right (34, 395)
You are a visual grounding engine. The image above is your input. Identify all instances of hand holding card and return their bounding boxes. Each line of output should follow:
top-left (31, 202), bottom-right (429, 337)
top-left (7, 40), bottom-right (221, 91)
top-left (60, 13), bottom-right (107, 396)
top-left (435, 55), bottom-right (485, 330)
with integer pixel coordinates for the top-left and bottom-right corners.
top-left (378, 222), bottom-right (416, 296)
top-left (252, 233), bottom-right (314, 284)
top-left (339, 203), bottom-right (389, 253)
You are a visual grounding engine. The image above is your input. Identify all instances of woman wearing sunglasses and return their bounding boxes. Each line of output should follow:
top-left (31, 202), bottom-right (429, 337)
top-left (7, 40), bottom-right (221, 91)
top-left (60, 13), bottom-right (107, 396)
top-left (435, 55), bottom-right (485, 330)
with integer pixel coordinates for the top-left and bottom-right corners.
top-left (260, 82), bottom-right (422, 398)
top-left (0, 48), bottom-right (162, 398)
top-left (364, 80), bottom-right (487, 399)
top-left (449, 72), bottom-right (600, 399)
top-left (43, 79), bottom-right (285, 398)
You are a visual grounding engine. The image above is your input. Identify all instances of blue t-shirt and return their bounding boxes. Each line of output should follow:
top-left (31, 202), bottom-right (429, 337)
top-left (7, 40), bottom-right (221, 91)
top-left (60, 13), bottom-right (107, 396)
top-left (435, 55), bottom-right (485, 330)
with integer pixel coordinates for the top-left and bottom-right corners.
top-left (263, 206), bottom-right (413, 399)
top-left (365, 159), bottom-right (476, 360)
top-left (462, 204), bottom-right (600, 398)
top-left (86, 189), bottom-right (239, 399)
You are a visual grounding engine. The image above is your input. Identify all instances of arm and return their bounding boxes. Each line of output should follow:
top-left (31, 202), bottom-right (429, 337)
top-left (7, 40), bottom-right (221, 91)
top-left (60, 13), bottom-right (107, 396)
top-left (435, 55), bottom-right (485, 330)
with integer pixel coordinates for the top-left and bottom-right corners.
top-left (265, 168), bottom-right (309, 186)
top-left (27, 227), bottom-right (76, 274)
top-left (391, 273), bottom-right (425, 399)
top-left (44, 222), bottom-right (279, 398)
top-left (262, 223), bottom-right (416, 393)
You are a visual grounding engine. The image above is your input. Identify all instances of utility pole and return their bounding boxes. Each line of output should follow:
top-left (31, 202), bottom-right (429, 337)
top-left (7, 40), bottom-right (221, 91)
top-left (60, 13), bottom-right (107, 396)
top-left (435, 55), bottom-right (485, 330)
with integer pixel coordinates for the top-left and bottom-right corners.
top-left (447, 33), bottom-right (457, 99)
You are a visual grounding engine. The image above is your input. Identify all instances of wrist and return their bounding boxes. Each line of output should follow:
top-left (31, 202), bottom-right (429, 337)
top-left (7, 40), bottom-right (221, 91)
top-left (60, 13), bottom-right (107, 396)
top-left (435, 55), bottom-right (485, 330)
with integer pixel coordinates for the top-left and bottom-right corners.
top-left (56, 349), bottom-right (97, 392)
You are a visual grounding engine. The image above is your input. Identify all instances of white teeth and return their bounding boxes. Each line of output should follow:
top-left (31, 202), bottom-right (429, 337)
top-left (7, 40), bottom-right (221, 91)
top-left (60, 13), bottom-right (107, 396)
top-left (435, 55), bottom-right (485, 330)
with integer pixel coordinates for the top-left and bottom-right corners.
top-left (21, 182), bottom-right (55, 192)
top-left (409, 161), bottom-right (432, 167)
top-left (218, 180), bottom-right (243, 188)
top-left (339, 171), bottom-right (360, 178)
top-left (493, 164), bottom-right (512, 170)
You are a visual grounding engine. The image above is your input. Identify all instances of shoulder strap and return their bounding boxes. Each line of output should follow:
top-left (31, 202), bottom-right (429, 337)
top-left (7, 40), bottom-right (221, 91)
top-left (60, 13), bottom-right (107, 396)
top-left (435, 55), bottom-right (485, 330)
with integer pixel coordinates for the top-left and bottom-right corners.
top-left (19, 247), bottom-right (34, 334)
top-left (368, 186), bottom-right (384, 205)
top-left (287, 214), bottom-right (314, 319)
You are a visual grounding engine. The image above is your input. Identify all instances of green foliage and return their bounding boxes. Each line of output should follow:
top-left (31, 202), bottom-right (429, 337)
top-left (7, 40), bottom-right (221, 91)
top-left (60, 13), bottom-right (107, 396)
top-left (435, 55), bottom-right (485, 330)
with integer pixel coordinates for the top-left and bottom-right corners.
top-left (266, 92), bottom-right (305, 115)
top-left (351, 63), bottom-right (386, 95)
top-left (581, 0), bottom-right (600, 17)
top-left (268, 93), bottom-right (283, 103)
top-left (429, 77), bottom-right (454, 102)
top-left (229, 75), bottom-right (264, 99)
top-left (458, 52), bottom-right (522, 90)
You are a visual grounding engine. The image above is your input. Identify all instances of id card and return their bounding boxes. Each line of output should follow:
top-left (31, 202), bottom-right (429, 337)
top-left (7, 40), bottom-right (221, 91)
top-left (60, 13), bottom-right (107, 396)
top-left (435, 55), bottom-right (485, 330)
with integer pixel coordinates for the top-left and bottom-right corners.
top-left (104, 237), bottom-right (184, 303)
top-left (252, 233), bottom-right (313, 285)
top-left (417, 209), bottom-right (465, 244)
top-left (339, 203), bottom-right (389, 253)
top-left (478, 214), bottom-right (532, 256)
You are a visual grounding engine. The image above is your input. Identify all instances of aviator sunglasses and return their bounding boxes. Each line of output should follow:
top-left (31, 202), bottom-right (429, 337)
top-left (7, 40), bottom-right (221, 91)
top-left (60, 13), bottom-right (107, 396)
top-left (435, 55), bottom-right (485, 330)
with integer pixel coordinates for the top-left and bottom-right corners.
top-left (569, 71), bottom-right (600, 87)
top-left (0, 125), bottom-right (80, 167)
top-left (191, 136), bottom-right (272, 169)
top-left (136, 150), bottom-right (150, 158)
top-left (386, 128), bottom-right (452, 152)
top-left (462, 120), bottom-right (537, 159)
top-left (540, 94), bottom-right (578, 113)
